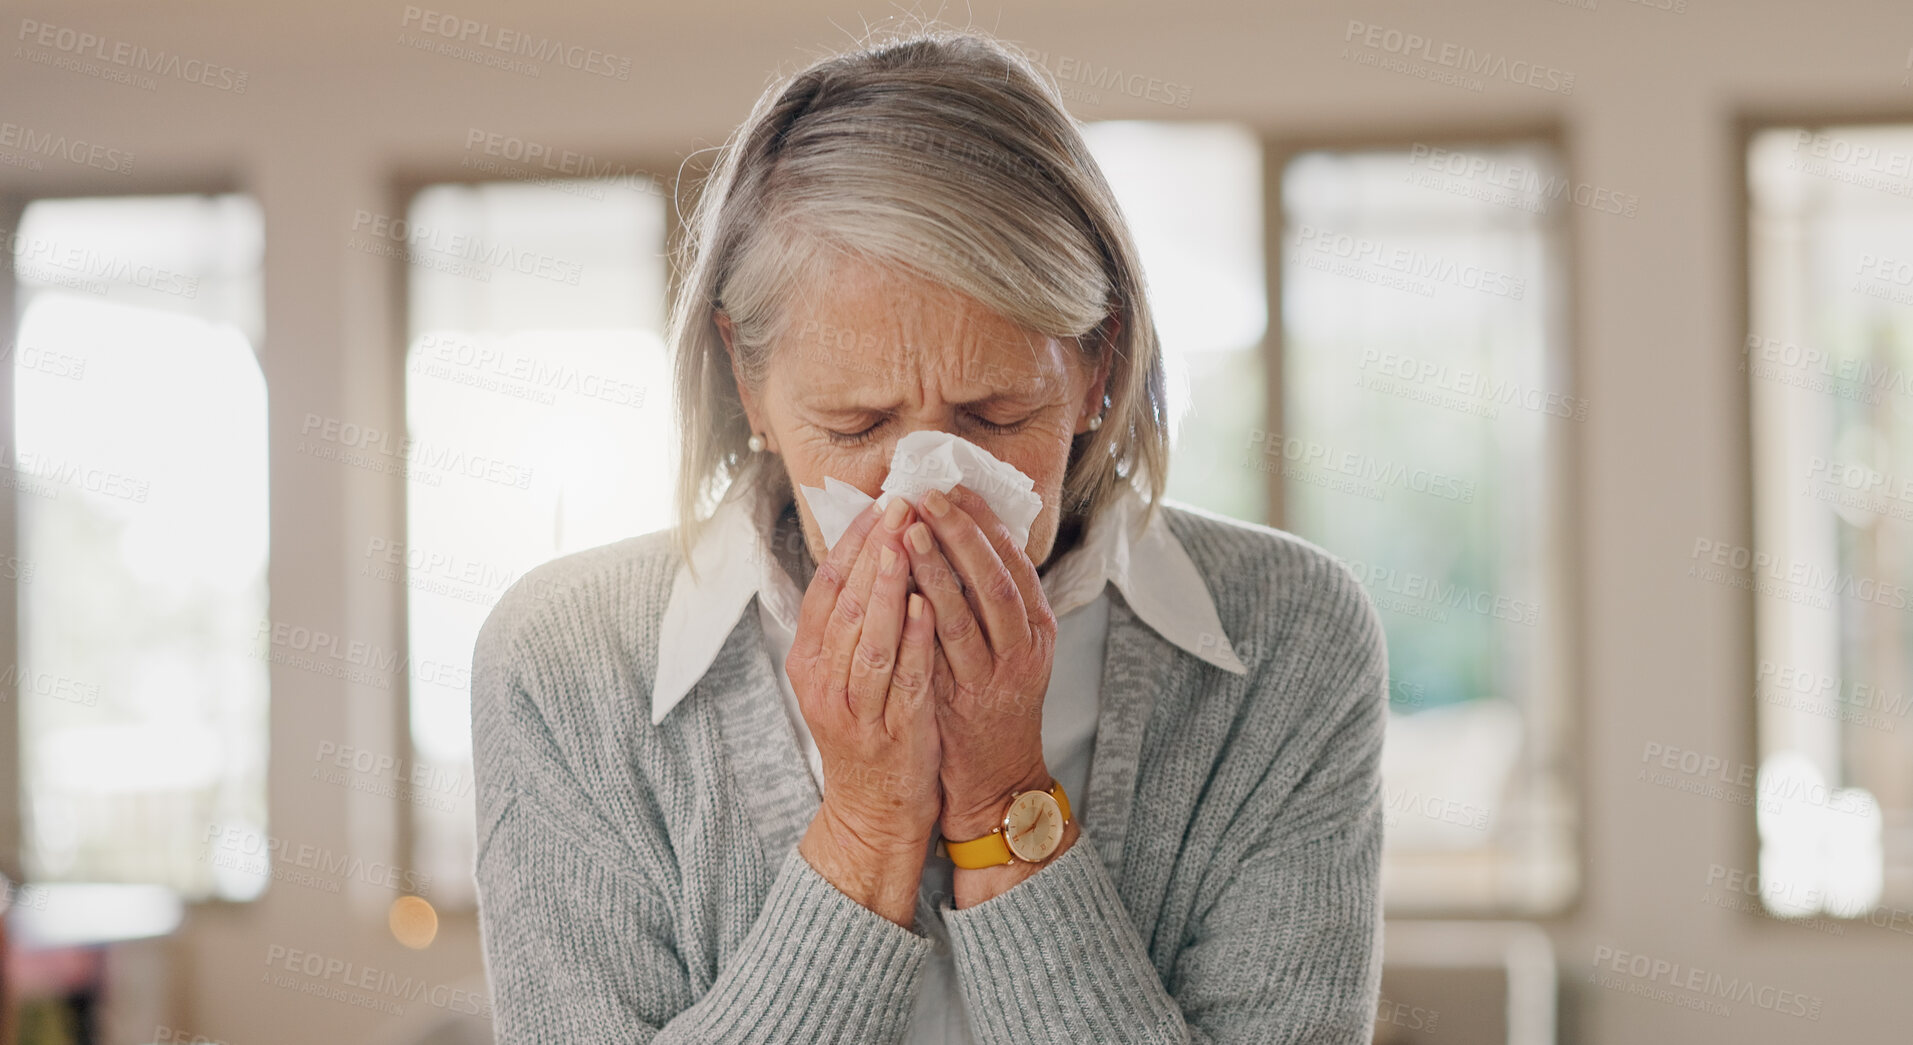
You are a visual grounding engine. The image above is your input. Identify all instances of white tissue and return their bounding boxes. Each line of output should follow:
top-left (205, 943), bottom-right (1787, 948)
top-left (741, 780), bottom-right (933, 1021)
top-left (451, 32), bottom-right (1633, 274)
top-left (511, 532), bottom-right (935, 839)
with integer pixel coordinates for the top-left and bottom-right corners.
top-left (799, 429), bottom-right (1045, 552)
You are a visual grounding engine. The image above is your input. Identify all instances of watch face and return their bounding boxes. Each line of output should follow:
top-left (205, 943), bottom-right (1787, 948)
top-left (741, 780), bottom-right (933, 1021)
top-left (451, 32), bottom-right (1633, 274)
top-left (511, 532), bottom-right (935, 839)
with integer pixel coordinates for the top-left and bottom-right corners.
top-left (1004, 790), bottom-right (1064, 862)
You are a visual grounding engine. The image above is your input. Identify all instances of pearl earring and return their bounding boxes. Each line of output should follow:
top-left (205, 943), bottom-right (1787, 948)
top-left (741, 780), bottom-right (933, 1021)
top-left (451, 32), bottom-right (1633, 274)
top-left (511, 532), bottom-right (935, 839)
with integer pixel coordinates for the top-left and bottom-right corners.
top-left (747, 432), bottom-right (766, 453)
top-left (1086, 413), bottom-right (1104, 431)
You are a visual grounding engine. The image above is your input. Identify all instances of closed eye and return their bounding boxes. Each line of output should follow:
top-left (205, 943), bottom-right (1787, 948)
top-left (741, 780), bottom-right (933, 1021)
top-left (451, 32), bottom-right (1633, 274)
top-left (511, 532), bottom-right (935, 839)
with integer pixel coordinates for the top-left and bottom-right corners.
top-left (823, 410), bottom-right (1036, 446)
top-left (967, 411), bottom-right (1035, 435)
top-left (824, 417), bottom-right (887, 447)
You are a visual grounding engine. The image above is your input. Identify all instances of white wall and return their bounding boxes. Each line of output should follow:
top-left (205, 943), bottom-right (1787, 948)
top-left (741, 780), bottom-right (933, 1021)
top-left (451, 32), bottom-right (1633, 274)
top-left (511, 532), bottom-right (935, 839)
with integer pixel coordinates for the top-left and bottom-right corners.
top-left (6, 1), bottom-right (1912, 1042)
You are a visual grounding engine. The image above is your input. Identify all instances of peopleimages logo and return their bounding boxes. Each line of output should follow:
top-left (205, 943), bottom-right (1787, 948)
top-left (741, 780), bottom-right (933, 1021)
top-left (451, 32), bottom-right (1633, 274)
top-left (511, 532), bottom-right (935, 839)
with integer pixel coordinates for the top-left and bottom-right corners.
top-left (349, 211), bottom-right (583, 286)
top-left (1590, 945), bottom-right (1822, 1021)
top-left (203, 823), bottom-right (433, 896)
top-left (1742, 334), bottom-right (1913, 400)
top-left (1342, 20), bottom-right (1574, 95)
top-left (398, 6), bottom-right (631, 80)
top-left (1407, 143), bottom-right (1638, 217)
top-left (0, 121), bottom-right (134, 174)
top-left (1690, 538), bottom-right (1911, 613)
top-left (254, 618), bottom-right (409, 690)
top-left (3, 228), bottom-right (199, 299)
top-left (1638, 740), bottom-right (1879, 819)
top-left (15, 18), bottom-right (250, 92)
top-left (411, 333), bottom-right (646, 409)
top-left (262, 944), bottom-right (492, 1020)
top-left (1293, 224), bottom-right (1526, 299)
top-left (1, 446), bottom-right (150, 502)
top-left (1242, 429), bottom-right (1477, 503)
top-left (1756, 660), bottom-right (1913, 720)
top-left (0, 663), bottom-right (100, 707)
top-left (1792, 130), bottom-right (1913, 180)
top-left (1018, 49), bottom-right (1192, 108)
top-left (461, 128), bottom-right (662, 197)
top-left (1355, 348), bottom-right (1588, 421)
top-left (299, 413), bottom-right (536, 490)
top-left (1337, 556), bottom-right (1540, 627)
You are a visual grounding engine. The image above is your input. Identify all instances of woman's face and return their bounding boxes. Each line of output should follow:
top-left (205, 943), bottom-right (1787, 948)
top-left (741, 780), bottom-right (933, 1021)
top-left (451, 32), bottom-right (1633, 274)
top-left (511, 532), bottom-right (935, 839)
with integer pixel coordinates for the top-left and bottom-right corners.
top-left (725, 255), bottom-right (1109, 571)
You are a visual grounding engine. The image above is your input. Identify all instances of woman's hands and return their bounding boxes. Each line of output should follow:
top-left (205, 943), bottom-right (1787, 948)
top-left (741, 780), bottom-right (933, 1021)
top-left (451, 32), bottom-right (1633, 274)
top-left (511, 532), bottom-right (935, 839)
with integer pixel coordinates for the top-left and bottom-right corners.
top-left (789, 496), bottom-right (943, 928)
top-left (788, 482), bottom-right (1074, 919)
top-left (900, 485), bottom-right (1061, 847)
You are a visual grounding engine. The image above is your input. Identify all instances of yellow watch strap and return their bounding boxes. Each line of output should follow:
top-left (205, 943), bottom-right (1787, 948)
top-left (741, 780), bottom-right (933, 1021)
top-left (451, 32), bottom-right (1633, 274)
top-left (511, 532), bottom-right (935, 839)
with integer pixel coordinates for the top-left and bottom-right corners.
top-left (942, 781), bottom-right (1071, 869)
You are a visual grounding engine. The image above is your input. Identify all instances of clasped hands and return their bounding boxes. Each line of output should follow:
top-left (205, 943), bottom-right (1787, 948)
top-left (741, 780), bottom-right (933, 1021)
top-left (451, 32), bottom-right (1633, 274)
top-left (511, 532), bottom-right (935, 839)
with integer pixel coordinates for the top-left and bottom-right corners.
top-left (789, 484), bottom-right (1068, 925)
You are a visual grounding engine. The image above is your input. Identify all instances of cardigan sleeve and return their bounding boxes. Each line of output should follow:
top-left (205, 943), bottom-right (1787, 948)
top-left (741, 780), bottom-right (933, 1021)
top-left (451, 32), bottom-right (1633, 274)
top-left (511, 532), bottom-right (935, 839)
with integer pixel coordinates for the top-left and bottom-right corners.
top-left (469, 614), bottom-right (937, 1044)
top-left (939, 585), bottom-right (1389, 1045)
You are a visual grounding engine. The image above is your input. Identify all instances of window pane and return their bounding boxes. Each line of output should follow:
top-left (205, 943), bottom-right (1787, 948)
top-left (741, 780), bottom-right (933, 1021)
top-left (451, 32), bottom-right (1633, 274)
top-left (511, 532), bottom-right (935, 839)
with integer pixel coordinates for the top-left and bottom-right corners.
top-left (1079, 121), bottom-right (1268, 523)
top-left (404, 177), bottom-right (669, 904)
top-left (1747, 125), bottom-right (1913, 918)
top-left (1281, 145), bottom-right (1576, 912)
top-left (12, 194), bottom-right (268, 901)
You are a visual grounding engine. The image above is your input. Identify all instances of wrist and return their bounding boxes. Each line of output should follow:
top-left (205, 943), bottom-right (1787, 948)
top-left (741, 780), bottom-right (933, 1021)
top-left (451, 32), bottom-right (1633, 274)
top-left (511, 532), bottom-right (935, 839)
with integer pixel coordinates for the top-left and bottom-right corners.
top-left (951, 816), bottom-right (1079, 909)
top-left (800, 811), bottom-right (928, 929)
top-left (940, 762), bottom-right (1054, 842)
top-left (817, 793), bottom-right (935, 857)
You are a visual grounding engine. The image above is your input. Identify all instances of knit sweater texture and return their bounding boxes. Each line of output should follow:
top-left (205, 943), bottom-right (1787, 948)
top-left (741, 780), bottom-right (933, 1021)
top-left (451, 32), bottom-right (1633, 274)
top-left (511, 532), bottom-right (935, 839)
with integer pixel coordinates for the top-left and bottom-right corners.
top-left (469, 497), bottom-right (1390, 1043)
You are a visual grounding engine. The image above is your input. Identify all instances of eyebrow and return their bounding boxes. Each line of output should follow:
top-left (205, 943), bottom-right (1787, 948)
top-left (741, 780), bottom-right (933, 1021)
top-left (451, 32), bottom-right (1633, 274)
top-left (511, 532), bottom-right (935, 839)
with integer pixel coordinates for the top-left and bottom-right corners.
top-left (795, 389), bottom-right (1047, 414)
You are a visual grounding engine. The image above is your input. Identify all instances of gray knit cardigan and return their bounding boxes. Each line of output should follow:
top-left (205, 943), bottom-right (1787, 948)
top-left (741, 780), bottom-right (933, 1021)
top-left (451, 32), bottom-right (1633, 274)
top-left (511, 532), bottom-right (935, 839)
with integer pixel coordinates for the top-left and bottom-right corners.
top-left (469, 498), bottom-right (1389, 1043)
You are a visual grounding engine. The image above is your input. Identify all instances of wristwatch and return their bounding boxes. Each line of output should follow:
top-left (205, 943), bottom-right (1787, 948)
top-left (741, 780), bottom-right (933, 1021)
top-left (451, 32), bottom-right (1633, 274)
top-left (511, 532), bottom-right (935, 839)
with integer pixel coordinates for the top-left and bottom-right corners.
top-left (940, 780), bottom-right (1071, 869)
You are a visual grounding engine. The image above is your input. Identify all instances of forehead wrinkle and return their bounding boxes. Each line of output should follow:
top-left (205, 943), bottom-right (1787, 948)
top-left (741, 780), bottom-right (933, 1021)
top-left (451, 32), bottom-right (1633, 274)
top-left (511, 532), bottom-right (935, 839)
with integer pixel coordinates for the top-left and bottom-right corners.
top-left (777, 258), bottom-right (1072, 412)
top-left (911, 335), bottom-right (1062, 412)
top-left (791, 359), bottom-right (1046, 414)
top-left (788, 328), bottom-right (1059, 415)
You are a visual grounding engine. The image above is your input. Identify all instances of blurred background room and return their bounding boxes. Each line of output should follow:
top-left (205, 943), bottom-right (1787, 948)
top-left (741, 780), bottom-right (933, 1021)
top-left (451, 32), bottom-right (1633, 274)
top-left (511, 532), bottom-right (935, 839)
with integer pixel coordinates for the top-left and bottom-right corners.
top-left (2, 0), bottom-right (1912, 1042)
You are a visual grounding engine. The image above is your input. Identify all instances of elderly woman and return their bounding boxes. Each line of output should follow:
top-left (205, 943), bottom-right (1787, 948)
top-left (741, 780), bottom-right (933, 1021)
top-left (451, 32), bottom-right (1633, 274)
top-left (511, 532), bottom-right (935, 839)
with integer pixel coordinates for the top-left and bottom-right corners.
top-left (470, 26), bottom-right (1388, 1045)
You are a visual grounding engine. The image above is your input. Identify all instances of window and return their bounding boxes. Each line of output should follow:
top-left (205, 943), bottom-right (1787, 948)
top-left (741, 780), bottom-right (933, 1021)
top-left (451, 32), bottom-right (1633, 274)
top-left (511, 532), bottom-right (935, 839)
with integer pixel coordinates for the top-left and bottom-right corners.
top-left (1086, 126), bottom-right (1579, 913)
top-left (1077, 121), bottom-right (1268, 523)
top-left (1279, 143), bottom-right (1577, 914)
top-left (402, 176), bottom-right (670, 904)
top-left (1746, 124), bottom-right (1913, 918)
top-left (10, 193), bottom-right (268, 901)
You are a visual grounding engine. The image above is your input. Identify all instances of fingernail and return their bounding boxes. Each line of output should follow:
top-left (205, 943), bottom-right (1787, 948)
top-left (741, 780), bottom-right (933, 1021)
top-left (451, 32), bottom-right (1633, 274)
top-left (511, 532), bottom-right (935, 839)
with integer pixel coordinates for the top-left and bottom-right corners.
top-left (883, 497), bottom-right (910, 531)
top-left (880, 545), bottom-right (899, 575)
top-left (922, 489), bottom-right (949, 517)
top-left (908, 593), bottom-right (923, 619)
top-left (908, 522), bottom-right (933, 554)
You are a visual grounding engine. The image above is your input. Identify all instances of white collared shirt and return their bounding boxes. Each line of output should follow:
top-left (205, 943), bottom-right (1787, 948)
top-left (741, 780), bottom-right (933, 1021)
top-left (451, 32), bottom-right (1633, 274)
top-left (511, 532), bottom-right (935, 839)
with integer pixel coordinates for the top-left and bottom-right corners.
top-left (650, 478), bottom-right (1247, 1043)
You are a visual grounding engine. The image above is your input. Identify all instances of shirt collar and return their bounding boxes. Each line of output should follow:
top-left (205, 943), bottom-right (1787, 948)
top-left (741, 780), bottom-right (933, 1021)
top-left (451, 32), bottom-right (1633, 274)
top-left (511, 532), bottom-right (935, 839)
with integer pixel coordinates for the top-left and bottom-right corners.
top-left (650, 480), bottom-right (1248, 726)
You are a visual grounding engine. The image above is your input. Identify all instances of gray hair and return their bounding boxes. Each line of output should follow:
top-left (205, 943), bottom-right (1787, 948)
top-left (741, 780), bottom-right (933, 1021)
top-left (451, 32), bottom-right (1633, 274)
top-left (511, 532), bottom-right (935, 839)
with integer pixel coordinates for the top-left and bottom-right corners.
top-left (668, 23), bottom-right (1170, 578)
